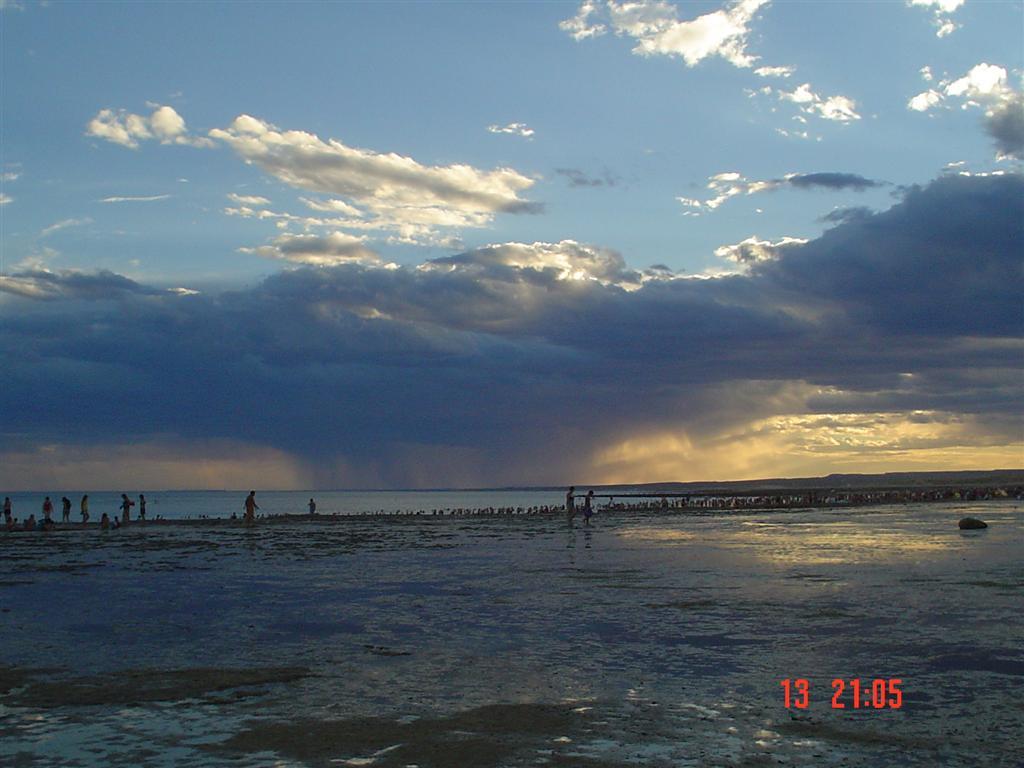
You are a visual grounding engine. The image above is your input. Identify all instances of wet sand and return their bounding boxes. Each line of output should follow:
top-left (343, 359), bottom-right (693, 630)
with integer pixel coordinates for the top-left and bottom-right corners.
top-left (1, 501), bottom-right (1021, 766)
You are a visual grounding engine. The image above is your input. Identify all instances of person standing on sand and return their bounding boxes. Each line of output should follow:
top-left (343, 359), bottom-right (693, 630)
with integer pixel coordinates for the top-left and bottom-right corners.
top-left (244, 491), bottom-right (259, 523)
top-left (42, 497), bottom-right (53, 522)
top-left (80, 495), bottom-right (90, 524)
top-left (138, 494), bottom-right (147, 521)
top-left (61, 496), bottom-right (72, 523)
top-left (566, 486), bottom-right (576, 520)
top-left (120, 494), bottom-right (134, 523)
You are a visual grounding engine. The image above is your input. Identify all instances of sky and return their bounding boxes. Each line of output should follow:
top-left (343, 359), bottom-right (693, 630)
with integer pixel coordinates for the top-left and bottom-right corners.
top-left (1, 0), bottom-right (1022, 490)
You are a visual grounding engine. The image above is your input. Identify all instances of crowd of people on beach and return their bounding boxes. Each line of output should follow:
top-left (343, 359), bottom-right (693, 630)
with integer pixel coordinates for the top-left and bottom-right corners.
top-left (2, 492), bottom-right (152, 532)
top-left (3, 484), bottom-right (1020, 532)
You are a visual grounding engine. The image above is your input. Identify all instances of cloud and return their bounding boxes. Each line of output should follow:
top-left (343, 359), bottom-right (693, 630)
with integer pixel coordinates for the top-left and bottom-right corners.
top-left (100, 194), bottom-right (171, 203)
top-left (208, 114), bottom-right (539, 244)
top-left (754, 65), bottom-right (793, 78)
top-left (239, 231), bottom-right (383, 267)
top-left (0, 193), bottom-right (11, 206)
top-left (909, 0), bottom-right (965, 37)
top-left (1, 174), bottom-right (1020, 487)
top-left (559, 0), bottom-right (607, 40)
top-left (2, 171), bottom-right (20, 182)
top-left (86, 105), bottom-right (213, 149)
top-left (555, 168), bottom-right (619, 187)
top-left (40, 217), bottom-right (93, 238)
top-left (227, 193), bottom-right (271, 207)
top-left (486, 123), bottom-right (535, 139)
top-left (985, 94), bottom-right (1024, 160)
top-left (908, 62), bottom-right (1024, 159)
top-left (714, 235), bottom-right (808, 264)
top-left (776, 83), bottom-right (860, 122)
top-left (678, 170), bottom-right (883, 212)
top-left (562, 0), bottom-right (771, 68)
top-left (421, 239), bottom-right (649, 289)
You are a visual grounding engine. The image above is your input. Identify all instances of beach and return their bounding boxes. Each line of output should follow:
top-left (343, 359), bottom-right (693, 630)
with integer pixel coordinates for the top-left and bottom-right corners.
top-left (1, 500), bottom-right (1021, 767)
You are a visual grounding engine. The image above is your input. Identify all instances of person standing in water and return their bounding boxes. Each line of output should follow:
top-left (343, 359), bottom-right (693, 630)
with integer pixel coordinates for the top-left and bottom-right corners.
top-left (3, 497), bottom-right (11, 524)
top-left (308, 498), bottom-right (317, 515)
top-left (61, 496), bottom-right (72, 523)
top-left (565, 486), bottom-right (576, 520)
top-left (42, 497), bottom-right (54, 522)
top-left (582, 490), bottom-right (595, 525)
top-left (244, 491), bottom-right (259, 524)
top-left (80, 495), bottom-right (90, 524)
top-left (138, 494), bottom-right (147, 521)
top-left (120, 494), bottom-right (134, 523)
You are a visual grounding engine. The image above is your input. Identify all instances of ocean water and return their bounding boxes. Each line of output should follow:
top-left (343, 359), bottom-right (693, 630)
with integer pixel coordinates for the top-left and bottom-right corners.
top-left (1, 499), bottom-right (1021, 766)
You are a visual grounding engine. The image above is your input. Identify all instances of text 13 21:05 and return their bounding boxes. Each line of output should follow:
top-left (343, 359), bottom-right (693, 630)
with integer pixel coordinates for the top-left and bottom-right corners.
top-left (780, 678), bottom-right (903, 709)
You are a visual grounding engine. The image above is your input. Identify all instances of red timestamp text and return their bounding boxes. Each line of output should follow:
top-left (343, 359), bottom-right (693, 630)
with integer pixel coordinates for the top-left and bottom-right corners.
top-left (780, 678), bottom-right (903, 709)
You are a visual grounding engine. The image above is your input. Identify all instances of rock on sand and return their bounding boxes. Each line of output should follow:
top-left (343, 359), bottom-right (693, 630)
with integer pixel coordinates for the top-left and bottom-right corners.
top-left (958, 517), bottom-right (988, 530)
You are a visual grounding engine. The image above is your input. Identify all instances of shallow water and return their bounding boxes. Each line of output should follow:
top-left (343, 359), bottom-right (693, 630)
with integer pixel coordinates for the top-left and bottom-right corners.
top-left (1, 501), bottom-right (1021, 766)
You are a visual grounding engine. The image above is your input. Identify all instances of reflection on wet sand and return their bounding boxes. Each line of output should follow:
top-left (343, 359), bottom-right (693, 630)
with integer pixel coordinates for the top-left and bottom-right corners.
top-left (0, 501), bottom-right (1020, 767)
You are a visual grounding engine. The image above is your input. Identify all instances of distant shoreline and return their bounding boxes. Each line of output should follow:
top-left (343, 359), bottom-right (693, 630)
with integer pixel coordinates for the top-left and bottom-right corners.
top-left (4, 468), bottom-right (1022, 495)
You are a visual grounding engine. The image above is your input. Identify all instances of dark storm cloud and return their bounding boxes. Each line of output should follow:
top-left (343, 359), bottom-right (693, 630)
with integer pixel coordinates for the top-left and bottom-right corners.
top-left (984, 94), bottom-right (1024, 160)
top-left (1, 174), bottom-right (1021, 484)
top-left (785, 172), bottom-right (883, 191)
top-left (819, 206), bottom-right (873, 225)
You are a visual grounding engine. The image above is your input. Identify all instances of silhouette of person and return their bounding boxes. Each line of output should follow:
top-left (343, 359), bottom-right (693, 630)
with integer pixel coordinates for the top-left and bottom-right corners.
top-left (120, 494), bottom-right (134, 523)
top-left (308, 498), bottom-right (316, 515)
top-left (244, 491), bottom-right (259, 524)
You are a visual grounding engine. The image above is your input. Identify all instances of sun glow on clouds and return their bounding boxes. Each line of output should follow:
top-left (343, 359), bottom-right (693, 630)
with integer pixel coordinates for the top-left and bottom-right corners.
top-left (592, 407), bottom-right (1024, 485)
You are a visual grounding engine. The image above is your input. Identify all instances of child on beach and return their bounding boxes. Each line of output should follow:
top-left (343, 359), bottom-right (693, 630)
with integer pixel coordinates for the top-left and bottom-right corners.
top-left (42, 497), bottom-right (53, 522)
top-left (100, 512), bottom-right (110, 530)
top-left (583, 490), bottom-right (595, 525)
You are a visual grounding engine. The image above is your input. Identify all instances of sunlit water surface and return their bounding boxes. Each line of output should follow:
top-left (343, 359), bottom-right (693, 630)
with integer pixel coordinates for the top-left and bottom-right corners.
top-left (1, 501), bottom-right (1021, 767)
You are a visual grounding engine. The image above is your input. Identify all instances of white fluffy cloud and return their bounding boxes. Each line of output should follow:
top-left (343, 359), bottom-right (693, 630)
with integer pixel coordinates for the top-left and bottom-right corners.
top-left (209, 114), bottom-right (538, 244)
top-left (714, 234), bottom-right (808, 264)
top-left (559, 0), bottom-right (607, 40)
top-left (775, 83), bottom-right (860, 122)
top-left (908, 63), bottom-right (1024, 159)
top-left (86, 105), bottom-right (213, 149)
top-left (562, 0), bottom-right (770, 68)
top-left (486, 122), bottom-right (535, 139)
top-left (909, 0), bottom-right (965, 37)
top-left (0, 193), bottom-right (11, 206)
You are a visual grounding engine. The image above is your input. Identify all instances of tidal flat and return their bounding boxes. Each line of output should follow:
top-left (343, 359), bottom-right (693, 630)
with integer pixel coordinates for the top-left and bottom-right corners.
top-left (1, 502), bottom-right (1021, 766)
